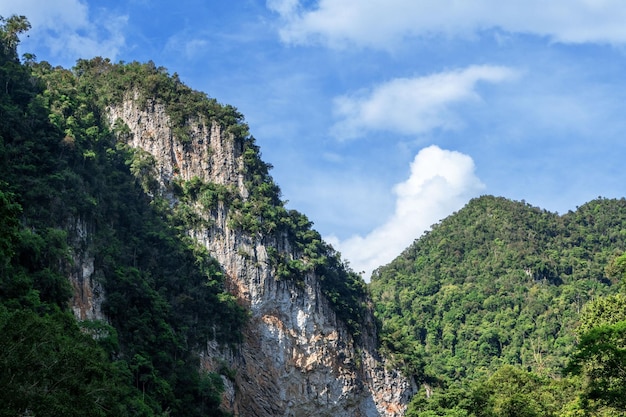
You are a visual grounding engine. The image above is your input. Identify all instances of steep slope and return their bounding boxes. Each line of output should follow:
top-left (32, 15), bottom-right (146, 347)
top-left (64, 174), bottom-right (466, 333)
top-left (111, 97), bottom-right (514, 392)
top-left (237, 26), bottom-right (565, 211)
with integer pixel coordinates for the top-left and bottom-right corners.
top-left (69, 57), bottom-right (415, 415)
top-left (371, 195), bottom-right (626, 388)
top-left (95, 59), bottom-right (414, 416)
top-left (0, 20), bottom-right (414, 416)
top-left (1, 29), bottom-right (247, 414)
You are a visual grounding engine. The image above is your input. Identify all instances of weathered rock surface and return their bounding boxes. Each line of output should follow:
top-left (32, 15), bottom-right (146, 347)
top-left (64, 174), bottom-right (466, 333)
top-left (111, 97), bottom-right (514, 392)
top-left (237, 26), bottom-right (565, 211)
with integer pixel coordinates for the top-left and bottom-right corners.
top-left (90, 98), bottom-right (416, 416)
top-left (68, 218), bottom-right (105, 322)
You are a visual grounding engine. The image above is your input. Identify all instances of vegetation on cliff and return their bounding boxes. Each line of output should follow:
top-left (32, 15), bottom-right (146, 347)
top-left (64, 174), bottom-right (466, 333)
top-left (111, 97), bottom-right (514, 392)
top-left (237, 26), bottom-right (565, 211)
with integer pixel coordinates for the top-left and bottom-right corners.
top-left (5, 13), bottom-right (626, 417)
top-left (371, 195), bottom-right (626, 416)
top-left (0, 15), bottom-right (369, 416)
top-left (0, 16), bottom-right (240, 416)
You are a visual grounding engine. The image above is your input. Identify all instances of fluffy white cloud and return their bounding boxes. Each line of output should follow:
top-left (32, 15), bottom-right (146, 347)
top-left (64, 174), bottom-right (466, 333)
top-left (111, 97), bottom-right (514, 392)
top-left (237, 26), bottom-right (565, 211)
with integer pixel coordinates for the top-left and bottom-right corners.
top-left (332, 65), bottom-right (518, 139)
top-left (0, 0), bottom-right (127, 64)
top-left (269, 0), bottom-right (626, 48)
top-left (326, 145), bottom-right (485, 280)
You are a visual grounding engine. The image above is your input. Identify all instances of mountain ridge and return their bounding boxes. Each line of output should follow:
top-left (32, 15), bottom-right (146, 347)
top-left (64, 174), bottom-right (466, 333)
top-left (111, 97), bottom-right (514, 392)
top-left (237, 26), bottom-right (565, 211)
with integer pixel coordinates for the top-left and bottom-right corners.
top-left (3, 16), bottom-right (626, 417)
top-left (370, 195), bottom-right (626, 415)
top-left (0, 19), bottom-right (414, 416)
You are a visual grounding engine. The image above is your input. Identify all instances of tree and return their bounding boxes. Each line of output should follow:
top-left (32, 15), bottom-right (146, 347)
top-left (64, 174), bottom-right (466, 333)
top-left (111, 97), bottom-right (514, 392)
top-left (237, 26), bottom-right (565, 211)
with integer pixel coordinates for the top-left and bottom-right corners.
top-left (0, 15), bottom-right (30, 59)
top-left (567, 294), bottom-right (626, 412)
top-left (606, 252), bottom-right (626, 289)
top-left (470, 365), bottom-right (562, 417)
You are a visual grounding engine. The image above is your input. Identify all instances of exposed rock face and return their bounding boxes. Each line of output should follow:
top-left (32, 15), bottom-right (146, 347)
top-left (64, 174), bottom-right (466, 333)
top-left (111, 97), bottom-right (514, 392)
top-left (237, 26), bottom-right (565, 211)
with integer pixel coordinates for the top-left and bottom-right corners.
top-left (102, 98), bottom-right (415, 416)
top-left (68, 218), bottom-right (105, 321)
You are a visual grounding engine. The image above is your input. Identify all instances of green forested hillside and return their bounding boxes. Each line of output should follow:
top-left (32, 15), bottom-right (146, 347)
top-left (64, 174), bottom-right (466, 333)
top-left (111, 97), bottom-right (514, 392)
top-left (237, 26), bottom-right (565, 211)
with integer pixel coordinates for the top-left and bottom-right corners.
top-left (371, 195), bottom-right (626, 416)
top-left (0, 15), bottom-right (367, 416)
top-left (5, 13), bottom-right (626, 417)
top-left (0, 15), bottom-right (246, 417)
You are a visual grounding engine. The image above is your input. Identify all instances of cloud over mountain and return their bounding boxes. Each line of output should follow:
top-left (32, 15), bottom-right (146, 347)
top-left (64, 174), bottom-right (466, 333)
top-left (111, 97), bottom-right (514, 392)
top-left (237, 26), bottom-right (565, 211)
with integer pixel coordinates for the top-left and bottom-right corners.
top-left (326, 145), bottom-right (485, 280)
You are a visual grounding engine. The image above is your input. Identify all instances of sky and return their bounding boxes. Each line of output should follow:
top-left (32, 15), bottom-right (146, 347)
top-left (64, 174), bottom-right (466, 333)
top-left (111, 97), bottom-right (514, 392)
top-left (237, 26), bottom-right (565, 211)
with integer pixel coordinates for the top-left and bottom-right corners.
top-left (2, 0), bottom-right (626, 280)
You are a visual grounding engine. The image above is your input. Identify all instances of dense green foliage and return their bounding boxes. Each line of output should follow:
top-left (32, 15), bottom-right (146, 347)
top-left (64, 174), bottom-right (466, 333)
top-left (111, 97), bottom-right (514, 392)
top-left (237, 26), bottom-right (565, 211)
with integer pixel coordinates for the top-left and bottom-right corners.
top-left (566, 290), bottom-right (626, 413)
top-left (404, 290), bottom-right (626, 417)
top-left (372, 195), bottom-right (626, 415)
top-left (0, 16), bottom-right (246, 416)
top-left (69, 49), bottom-right (369, 337)
top-left (11, 11), bottom-right (626, 416)
top-left (407, 365), bottom-right (584, 417)
top-left (0, 15), bottom-right (370, 415)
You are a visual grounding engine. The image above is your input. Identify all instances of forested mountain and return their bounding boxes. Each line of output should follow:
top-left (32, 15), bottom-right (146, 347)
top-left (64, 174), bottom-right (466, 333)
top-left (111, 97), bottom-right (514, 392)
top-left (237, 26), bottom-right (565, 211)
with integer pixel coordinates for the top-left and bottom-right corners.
top-left (3, 14), bottom-right (626, 417)
top-left (0, 16), bottom-right (247, 417)
top-left (371, 195), bottom-right (626, 416)
top-left (0, 15), bottom-right (411, 417)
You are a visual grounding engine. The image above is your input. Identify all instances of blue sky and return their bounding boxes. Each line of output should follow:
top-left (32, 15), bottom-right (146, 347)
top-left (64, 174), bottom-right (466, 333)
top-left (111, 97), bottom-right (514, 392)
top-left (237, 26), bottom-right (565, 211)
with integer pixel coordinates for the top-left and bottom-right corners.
top-left (3, 0), bottom-right (626, 278)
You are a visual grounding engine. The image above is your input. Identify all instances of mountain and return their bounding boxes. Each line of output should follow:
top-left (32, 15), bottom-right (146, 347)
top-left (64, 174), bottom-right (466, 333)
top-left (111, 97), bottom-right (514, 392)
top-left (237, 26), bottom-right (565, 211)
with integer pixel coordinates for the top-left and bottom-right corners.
top-left (0, 17), bottom-right (413, 417)
top-left (4, 15), bottom-right (626, 417)
top-left (370, 195), bottom-right (626, 415)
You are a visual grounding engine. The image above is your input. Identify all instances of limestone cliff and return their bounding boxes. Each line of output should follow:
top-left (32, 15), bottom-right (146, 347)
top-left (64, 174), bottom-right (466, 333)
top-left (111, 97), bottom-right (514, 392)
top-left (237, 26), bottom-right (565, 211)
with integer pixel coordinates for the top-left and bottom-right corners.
top-left (68, 218), bottom-right (105, 322)
top-left (99, 97), bottom-right (415, 416)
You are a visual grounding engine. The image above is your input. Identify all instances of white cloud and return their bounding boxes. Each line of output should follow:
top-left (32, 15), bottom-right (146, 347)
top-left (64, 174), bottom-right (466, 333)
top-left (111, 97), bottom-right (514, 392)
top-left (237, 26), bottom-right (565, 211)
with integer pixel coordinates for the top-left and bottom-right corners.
top-left (332, 65), bottom-right (518, 139)
top-left (269, 0), bottom-right (626, 48)
top-left (326, 145), bottom-right (485, 280)
top-left (266, 0), bottom-right (300, 17)
top-left (0, 0), bottom-right (127, 64)
top-left (165, 33), bottom-right (210, 61)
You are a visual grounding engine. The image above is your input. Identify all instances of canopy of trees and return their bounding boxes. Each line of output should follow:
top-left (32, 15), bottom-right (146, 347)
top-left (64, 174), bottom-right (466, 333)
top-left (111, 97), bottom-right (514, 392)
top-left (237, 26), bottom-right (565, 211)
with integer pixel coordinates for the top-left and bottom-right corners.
top-left (0, 15), bottom-right (371, 415)
top-left (371, 195), bottom-right (626, 416)
top-left (0, 15), bottom-right (251, 417)
top-left (5, 13), bottom-right (626, 417)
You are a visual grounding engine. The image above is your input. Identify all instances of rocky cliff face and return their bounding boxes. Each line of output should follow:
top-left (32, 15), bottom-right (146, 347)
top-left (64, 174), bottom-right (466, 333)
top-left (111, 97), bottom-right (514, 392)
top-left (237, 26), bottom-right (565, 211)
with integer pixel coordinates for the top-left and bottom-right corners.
top-left (99, 97), bottom-right (415, 416)
top-left (68, 218), bottom-right (106, 322)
